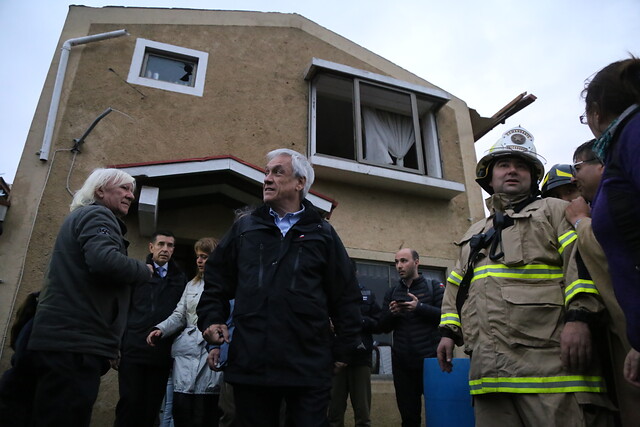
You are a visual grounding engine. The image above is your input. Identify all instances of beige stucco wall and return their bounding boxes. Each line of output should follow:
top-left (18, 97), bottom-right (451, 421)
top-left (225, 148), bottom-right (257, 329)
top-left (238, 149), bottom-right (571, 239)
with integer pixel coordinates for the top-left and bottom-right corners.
top-left (0, 6), bottom-right (483, 424)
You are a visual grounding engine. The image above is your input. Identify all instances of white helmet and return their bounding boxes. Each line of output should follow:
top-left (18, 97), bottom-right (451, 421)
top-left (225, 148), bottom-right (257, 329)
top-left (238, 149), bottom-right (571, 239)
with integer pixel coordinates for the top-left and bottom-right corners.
top-left (476, 126), bottom-right (546, 194)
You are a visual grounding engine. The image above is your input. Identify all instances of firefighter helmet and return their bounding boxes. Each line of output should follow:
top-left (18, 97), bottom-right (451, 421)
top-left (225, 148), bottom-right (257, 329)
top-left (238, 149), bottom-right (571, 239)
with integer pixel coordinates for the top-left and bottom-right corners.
top-left (541, 164), bottom-right (574, 197)
top-left (476, 126), bottom-right (546, 194)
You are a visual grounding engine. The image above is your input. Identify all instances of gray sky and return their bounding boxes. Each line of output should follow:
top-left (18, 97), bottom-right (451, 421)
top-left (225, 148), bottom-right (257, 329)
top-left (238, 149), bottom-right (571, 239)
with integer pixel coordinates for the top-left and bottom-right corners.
top-left (1, 0), bottom-right (638, 185)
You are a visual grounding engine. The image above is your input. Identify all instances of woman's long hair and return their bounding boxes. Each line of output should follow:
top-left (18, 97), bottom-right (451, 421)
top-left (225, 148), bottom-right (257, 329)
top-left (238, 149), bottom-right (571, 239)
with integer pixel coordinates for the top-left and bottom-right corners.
top-left (193, 237), bottom-right (218, 281)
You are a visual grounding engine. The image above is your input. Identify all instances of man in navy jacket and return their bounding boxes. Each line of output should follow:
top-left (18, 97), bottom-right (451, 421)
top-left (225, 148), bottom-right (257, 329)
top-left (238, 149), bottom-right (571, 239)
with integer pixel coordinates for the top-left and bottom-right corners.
top-left (197, 149), bottom-right (362, 427)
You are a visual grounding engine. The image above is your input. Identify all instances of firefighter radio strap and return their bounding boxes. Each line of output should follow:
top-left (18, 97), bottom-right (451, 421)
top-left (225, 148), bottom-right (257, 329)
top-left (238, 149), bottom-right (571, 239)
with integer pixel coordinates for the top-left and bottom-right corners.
top-left (455, 196), bottom-right (538, 315)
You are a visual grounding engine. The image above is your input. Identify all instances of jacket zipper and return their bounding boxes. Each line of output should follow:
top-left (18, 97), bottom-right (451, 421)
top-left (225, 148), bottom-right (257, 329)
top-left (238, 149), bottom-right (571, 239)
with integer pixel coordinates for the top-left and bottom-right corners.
top-left (290, 246), bottom-right (302, 290)
top-left (258, 243), bottom-right (264, 288)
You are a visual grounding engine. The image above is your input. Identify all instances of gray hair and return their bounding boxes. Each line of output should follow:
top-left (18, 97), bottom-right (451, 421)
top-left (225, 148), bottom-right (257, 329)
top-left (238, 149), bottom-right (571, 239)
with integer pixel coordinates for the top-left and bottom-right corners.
top-left (266, 149), bottom-right (315, 199)
top-left (70, 168), bottom-right (135, 212)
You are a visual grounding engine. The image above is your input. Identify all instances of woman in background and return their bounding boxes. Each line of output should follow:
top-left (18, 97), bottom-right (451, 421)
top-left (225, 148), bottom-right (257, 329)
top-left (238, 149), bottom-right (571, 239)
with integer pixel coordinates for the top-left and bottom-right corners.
top-left (148, 237), bottom-right (222, 427)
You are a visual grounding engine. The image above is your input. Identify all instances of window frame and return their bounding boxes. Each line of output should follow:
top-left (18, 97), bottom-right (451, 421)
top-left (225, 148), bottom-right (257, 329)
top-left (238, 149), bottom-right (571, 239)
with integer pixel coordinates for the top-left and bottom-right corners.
top-left (127, 38), bottom-right (209, 97)
top-left (354, 79), bottom-right (427, 175)
top-left (306, 58), bottom-right (449, 180)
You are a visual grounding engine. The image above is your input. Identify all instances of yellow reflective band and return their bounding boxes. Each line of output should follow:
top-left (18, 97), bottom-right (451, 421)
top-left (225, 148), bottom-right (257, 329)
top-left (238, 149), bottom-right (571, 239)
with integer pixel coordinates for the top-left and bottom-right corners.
top-left (564, 279), bottom-right (600, 305)
top-left (469, 375), bottom-right (606, 395)
top-left (558, 230), bottom-right (577, 255)
top-left (556, 170), bottom-right (573, 178)
top-left (472, 264), bottom-right (563, 282)
top-left (447, 270), bottom-right (463, 286)
top-left (541, 174), bottom-right (550, 186)
top-left (440, 313), bottom-right (461, 327)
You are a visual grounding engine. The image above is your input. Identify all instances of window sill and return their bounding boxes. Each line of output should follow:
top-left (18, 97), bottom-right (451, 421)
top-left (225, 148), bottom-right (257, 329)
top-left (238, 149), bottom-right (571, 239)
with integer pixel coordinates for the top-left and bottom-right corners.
top-left (311, 155), bottom-right (465, 200)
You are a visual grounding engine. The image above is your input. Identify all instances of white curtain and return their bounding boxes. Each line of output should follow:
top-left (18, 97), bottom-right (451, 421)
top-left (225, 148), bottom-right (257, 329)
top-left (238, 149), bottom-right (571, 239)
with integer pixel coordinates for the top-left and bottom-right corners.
top-left (363, 107), bottom-right (415, 167)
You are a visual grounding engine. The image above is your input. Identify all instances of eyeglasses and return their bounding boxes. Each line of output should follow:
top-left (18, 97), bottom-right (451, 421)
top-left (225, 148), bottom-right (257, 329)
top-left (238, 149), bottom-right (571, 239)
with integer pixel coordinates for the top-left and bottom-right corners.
top-left (579, 112), bottom-right (588, 125)
top-left (570, 158), bottom-right (599, 175)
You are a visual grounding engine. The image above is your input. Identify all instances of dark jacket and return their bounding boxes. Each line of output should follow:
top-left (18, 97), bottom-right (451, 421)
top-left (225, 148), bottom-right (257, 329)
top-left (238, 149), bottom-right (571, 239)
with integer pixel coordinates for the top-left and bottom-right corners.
top-left (197, 201), bottom-right (362, 388)
top-left (377, 275), bottom-right (443, 368)
top-left (350, 284), bottom-right (382, 366)
top-left (121, 255), bottom-right (187, 366)
top-left (28, 204), bottom-right (150, 359)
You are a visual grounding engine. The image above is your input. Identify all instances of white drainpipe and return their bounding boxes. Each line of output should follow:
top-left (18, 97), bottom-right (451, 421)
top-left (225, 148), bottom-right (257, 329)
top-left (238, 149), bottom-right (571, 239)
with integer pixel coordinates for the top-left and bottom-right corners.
top-left (39, 29), bottom-right (129, 161)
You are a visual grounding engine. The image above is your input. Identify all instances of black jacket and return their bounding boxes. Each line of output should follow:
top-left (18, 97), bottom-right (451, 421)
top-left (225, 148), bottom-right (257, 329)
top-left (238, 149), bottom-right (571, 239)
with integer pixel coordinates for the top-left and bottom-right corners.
top-left (377, 275), bottom-right (443, 368)
top-left (197, 201), bottom-right (362, 388)
top-left (28, 204), bottom-right (150, 359)
top-left (121, 255), bottom-right (187, 366)
top-left (350, 284), bottom-right (382, 366)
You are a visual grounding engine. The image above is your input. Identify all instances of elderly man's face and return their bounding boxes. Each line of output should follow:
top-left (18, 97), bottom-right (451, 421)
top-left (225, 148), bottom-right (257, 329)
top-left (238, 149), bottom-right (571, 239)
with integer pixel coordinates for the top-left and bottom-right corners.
top-left (95, 181), bottom-right (135, 217)
top-left (263, 154), bottom-right (305, 216)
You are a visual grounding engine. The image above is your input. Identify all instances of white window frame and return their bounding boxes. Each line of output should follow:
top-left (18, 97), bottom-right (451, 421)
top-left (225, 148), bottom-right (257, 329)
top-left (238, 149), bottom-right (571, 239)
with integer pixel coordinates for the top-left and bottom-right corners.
top-left (305, 58), bottom-right (465, 199)
top-left (127, 38), bottom-right (208, 97)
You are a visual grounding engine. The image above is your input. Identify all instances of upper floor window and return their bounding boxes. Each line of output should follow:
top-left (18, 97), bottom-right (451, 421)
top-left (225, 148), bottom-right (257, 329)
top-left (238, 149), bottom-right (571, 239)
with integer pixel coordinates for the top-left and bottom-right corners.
top-left (306, 59), bottom-right (449, 179)
top-left (127, 39), bottom-right (208, 97)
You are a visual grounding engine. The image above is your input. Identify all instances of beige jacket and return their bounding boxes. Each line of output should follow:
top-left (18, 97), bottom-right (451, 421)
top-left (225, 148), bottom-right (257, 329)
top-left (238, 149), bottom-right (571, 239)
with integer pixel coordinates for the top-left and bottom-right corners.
top-left (440, 194), bottom-right (607, 397)
top-left (575, 218), bottom-right (640, 425)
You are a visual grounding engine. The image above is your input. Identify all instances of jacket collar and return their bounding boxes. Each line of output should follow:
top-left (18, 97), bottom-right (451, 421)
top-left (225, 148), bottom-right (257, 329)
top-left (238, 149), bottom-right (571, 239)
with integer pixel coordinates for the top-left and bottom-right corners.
top-left (399, 273), bottom-right (425, 289)
top-left (254, 199), bottom-right (322, 227)
top-left (486, 192), bottom-right (533, 214)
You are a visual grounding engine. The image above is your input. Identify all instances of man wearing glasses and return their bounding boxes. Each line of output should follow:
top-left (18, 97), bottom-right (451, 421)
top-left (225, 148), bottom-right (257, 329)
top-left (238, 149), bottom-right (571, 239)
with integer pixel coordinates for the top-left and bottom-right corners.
top-left (566, 139), bottom-right (640, 426)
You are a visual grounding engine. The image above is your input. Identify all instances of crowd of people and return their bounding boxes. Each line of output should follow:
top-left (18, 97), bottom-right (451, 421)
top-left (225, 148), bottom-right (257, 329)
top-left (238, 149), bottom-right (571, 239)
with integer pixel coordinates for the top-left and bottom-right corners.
top-left (0, 56), bottom-right (639, 427)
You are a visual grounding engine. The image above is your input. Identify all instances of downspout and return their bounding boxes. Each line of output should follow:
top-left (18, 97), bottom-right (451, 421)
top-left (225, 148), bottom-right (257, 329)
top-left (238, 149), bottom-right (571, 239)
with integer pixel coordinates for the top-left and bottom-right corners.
top-left (39, 29), bottom-right (129, 161)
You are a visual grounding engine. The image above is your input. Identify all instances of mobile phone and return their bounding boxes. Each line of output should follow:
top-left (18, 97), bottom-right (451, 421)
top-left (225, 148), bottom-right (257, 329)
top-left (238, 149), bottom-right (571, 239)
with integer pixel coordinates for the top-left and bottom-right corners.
top-left (392, 293), bottom-right (412, 303)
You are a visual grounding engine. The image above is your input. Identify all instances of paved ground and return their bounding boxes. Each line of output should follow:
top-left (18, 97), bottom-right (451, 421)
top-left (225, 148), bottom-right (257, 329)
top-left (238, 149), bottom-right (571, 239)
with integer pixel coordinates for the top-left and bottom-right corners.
top-left (91, 373), bottom-right (416, 426)
top-left (341, 375), bottom-right (423, 426)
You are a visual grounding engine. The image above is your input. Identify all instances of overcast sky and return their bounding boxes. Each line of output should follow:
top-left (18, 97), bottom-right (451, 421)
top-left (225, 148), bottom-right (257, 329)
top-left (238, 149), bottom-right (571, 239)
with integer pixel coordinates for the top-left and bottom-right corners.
top-left (0, 0), bottom-right (638, 185)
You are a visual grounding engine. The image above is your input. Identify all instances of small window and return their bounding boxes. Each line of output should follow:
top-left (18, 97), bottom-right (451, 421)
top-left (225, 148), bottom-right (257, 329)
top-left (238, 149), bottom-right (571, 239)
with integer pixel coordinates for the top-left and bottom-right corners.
top-left (142, 50), bottom-right (196, 87)
top-left (127, 39), bottom-right (208, 97)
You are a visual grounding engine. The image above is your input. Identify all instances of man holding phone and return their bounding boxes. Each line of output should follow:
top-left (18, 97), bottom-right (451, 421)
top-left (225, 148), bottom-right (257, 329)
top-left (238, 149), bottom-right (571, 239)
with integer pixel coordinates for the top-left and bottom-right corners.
top-left (377, 248), bottom-right (443, 427)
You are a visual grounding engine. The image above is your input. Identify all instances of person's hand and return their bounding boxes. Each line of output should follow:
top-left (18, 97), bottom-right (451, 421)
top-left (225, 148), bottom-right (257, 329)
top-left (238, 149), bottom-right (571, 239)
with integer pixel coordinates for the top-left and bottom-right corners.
top-left (146, 329), bottom-right (162, 346)
top-left (624, 348), bottom-right (640, 387)
top-left (437, 337), bottom-right (454, 373)
top-left (207, 348), bottom-right (222, 371)
top-left (561, 321), bottom-right (592, 372)
top-left (334, 361), bottom-right (347, 374)
top-left (147, 263), bottom-right (154, 274)
top-left (565, 197), bottom-right (591, 227)
top-left (203, 324), bottom-right (229, 345)
top-left (399, 293), bottom-right (419, 312)
top-left (389, 293), bottom-right (419, 314)
top-left (109, 352), bottom-right (121, 371)
top-left (389, 300), bottom-right (401, 315)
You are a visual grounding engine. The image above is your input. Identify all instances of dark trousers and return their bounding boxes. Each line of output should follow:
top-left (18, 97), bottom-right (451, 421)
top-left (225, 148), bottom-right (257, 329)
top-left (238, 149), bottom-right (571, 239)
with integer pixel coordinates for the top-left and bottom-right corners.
top-left (172, 392), bottom-right (221, 427)
top-left (29, 350), bottom-right (109, 427)
top-left (233, 383), bottom-right (331, 427)
top-left (114, 360), bottom-right (171, 427)
top-left (391, 357), bottom-right (423, 427)
top-left (0, 321), bottom-right (37, 427)
top-left (327, 365), bottom-right (372, 427)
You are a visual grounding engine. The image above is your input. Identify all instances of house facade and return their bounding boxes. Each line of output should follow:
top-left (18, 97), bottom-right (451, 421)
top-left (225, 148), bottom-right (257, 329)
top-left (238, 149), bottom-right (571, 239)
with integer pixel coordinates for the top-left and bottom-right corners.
top-left (0, 5), bottom-right (517, 423)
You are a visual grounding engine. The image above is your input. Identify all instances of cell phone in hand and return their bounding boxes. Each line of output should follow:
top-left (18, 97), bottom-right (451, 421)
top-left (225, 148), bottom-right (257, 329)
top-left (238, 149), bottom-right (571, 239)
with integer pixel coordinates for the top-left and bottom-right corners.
top-left (392, 292), bottom-right (412, 303)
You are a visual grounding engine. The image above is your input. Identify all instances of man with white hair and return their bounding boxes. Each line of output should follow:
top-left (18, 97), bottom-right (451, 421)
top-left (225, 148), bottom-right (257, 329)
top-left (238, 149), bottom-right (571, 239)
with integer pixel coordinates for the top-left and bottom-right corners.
top-left (197, 149), bottom-right (362, 427)
top-left (27, 168), bottom-right (151, 426)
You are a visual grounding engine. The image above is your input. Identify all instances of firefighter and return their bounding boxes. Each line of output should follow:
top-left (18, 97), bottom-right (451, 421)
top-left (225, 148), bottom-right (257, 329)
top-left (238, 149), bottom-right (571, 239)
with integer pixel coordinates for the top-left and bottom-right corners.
top-left (436, 127), bottom-right (614, 426)
top-left (541, 164), bottom-right (580, 201)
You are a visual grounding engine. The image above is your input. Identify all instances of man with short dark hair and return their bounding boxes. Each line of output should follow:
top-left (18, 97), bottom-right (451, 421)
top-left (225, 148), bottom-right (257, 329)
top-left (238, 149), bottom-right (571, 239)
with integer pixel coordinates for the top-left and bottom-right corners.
top-left (115, 230), bottom-right (187, 427)
top-left (26, 168), bottom-right (151, 426)
top-left (565, 139), bottom-right (640, 426)
top-left (197, 149), bottom-right (362, 427)
top-left (377, 248), bottom-right (443, 427)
